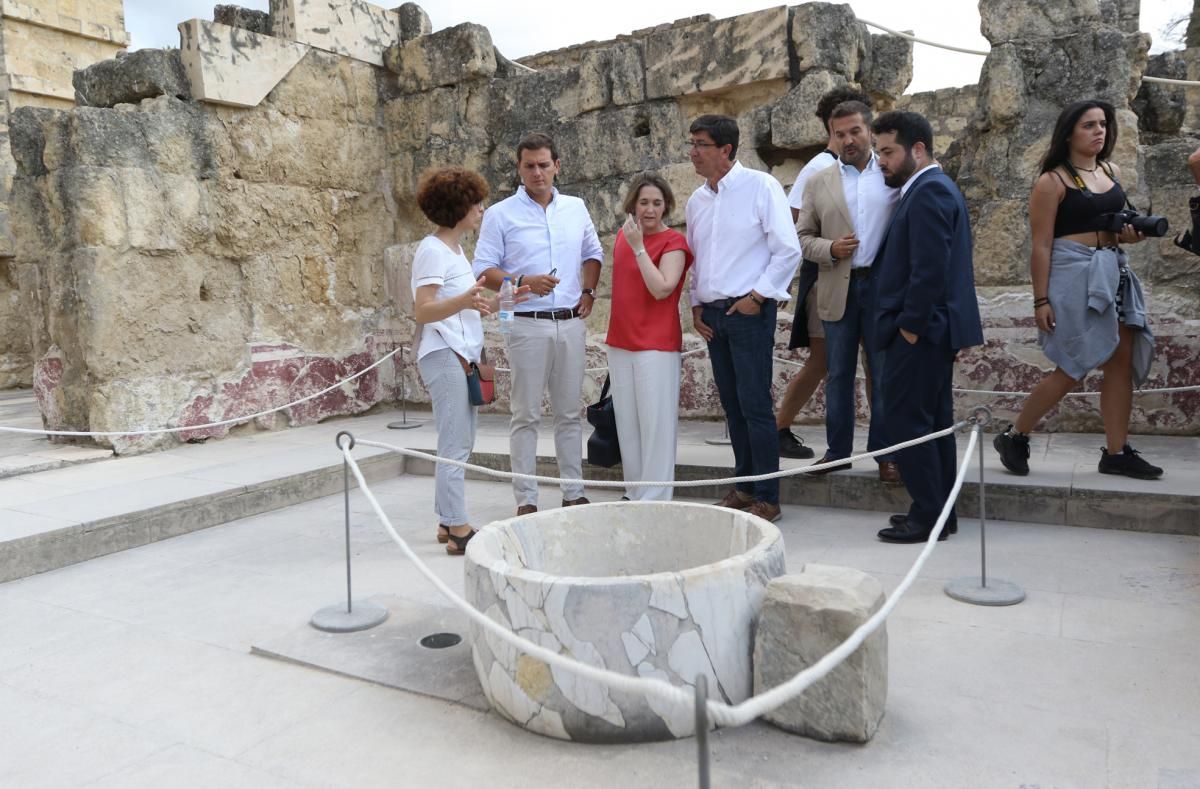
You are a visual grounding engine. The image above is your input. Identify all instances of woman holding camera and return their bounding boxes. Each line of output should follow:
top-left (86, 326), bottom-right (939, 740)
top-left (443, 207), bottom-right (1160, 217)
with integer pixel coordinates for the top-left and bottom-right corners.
top-left (993, 99), bottom-right (1161, 479)
top-left (605, 172), bottom-right (694, 500)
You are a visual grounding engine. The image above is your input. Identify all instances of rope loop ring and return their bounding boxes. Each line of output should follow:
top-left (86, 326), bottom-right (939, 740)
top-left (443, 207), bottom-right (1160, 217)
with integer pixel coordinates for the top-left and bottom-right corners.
top-left (970, 405), bottom-right (994, 429)
top-left (336, 430), bottom-right (356, 451)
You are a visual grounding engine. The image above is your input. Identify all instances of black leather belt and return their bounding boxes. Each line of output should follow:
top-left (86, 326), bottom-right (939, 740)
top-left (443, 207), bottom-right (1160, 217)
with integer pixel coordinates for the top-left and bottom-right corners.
top-left (850, 267), bottom-right (873, 280)
top-left (514, 307), bottom-right (580, 320)
top-left (702, 295), bottom-right (775, 310)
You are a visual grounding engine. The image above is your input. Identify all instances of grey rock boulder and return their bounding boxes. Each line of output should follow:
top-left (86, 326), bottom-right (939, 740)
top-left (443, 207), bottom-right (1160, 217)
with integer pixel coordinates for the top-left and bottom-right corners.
top-left (73, 49), bottom-right (191, 108)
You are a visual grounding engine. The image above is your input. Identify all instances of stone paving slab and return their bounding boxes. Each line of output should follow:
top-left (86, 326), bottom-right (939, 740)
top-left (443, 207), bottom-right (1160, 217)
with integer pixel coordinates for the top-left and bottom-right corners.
top-left (0, 389), bottom-right (113, 477)
top-left (252, 594), bottom-right (487, 711)
top-left (0, 475), bottom-right (1195, 788)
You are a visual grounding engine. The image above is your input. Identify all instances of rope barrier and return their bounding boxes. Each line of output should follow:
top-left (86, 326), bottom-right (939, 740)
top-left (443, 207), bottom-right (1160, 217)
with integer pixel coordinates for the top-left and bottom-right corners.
top-left (0, 346), bottom-right (402, 438)
top-left (954, 384), bottom-right (1200, 397)
top-left (342, 421), bottom-right (982, 728)
top-left (357, 420), bottom-right (966, 489)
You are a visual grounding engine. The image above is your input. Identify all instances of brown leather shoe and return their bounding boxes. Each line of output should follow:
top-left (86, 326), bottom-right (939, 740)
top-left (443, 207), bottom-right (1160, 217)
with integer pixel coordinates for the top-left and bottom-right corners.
top-left (714, 489), bottom-right (755, 510)
top-left (809, 453), bottom-right (852, 475)
top-left (748, 500), bottom-right (782, 523)
top-left (562, 497), bottom-right (590, 507)
top-left (878, 461), bottom-right (902, 484)
top-left (516, 505), bottom-right (538, 516)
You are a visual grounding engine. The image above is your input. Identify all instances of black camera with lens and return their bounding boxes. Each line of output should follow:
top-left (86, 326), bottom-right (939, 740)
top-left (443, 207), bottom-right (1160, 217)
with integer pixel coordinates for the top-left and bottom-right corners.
top-left (1098, 208), bottom-right (1170, 237)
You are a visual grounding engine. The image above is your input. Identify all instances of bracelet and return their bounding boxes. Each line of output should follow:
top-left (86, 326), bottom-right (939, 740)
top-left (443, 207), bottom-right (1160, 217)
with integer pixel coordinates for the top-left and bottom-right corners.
top-left (516, 275), bottom-right (524, 288)
top-left (1033, 297), bottom-right (1050, 308)
top-left (634, 247), bottom-right (647, 257)
top-left (748, 292), bottom-right (765, 306)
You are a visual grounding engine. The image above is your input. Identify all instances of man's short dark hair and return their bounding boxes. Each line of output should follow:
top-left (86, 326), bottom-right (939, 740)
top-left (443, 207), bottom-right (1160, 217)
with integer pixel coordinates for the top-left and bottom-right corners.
top-left (816, 87), bottom-right (872, 132)
top-left (871, 111), bottom-right (935, 157)
top-left (689, 115), bottom-right (739, 160)
top-left (516, 132), bottom-right (559, 163)
top-left (830, 100), bottom-right (873, 128)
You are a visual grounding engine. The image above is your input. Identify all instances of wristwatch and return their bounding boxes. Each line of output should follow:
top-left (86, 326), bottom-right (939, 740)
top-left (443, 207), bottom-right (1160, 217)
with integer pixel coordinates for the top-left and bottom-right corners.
top-left (581, 288), bottom-right (596, 298)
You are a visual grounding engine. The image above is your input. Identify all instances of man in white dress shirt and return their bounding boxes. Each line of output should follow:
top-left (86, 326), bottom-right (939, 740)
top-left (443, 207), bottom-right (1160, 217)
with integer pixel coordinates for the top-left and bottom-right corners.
top-left (687, 114), bottom-right (802, 523)
top-left (474, 132), bottom-right (603, 515)
top-left (796, 101), bottom-right (901, 483)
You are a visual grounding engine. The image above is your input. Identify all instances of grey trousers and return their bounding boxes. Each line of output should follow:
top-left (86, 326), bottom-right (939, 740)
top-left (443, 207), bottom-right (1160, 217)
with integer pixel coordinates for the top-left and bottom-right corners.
top-left (417, 347), bottom-right (477, 526)
top-left (506, 316), bottom-right (586, 505)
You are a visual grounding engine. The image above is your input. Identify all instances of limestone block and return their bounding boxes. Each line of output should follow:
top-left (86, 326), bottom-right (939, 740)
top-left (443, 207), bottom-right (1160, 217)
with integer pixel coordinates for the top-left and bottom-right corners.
top-left (754, 565), bottom-right (887, 743)
top-left (487, 68), bottom-right (582, 144)
top-left (980, 0), bottom-right (1105, 43)
top-left (265, 48), bottom-right (380, 124)
top-left (384, 241), bottom-right (418, 319)
top-left (790, 2), bottom-right (868, 80)
top-left (645, 6), bottom-right (790, 99)
top-left (551, 103), bottom-right (684, 184)
top-left (179, 19), bottom-right (309, 109)
top-left (579, 49), bottom-right (612, 113)
top-left (72, 49), bottom-right (191, 108)
top-left (1133, 50), bottom-right (1195, 135)
top-left (270, 0), bottom-right (400, 67)
top-left (611, 42), bottom-right (645, 107)
top-left (860, 33), bottom-right (913, 107)
top-left (383, 22), bottom-right (496, 94)
top-left (770, 70), bottom-right (846, 150)
top-left (395, 2), bottom-right (431, 41)
top-left (213, 5), bottom-right (271, 35)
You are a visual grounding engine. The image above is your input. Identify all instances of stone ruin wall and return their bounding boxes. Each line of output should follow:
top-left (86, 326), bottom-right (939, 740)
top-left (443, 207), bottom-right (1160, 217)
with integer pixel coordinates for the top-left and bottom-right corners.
top-left (0, 0), bottom-right (129, 389)
top-left (4, 0), bottom-right (1199, 454)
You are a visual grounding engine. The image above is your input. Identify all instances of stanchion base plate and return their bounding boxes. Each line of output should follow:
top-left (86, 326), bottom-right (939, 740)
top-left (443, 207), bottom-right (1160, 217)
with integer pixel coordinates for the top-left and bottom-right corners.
top-left (310, 601), bottom-right (390, 632)
top-left (387, 421), bottom-right (424, 430)
top-left (944, 577), bottom-right (1025, 606)
top-left (703, 438), bottom-right (732, 446)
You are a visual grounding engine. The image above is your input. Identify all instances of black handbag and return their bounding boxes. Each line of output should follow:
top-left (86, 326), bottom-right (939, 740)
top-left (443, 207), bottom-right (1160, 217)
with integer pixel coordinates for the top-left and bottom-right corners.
top-left (586, 374), bottom-right (621, 468)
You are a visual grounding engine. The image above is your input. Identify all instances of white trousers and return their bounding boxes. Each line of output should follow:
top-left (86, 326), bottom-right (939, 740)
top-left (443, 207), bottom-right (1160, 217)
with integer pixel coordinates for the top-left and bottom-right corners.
top-left (416, 348), bottom-right (477, 526)
top-left (607, 347), bottom-right (680, 501)
top-left (507, 316), bottom-right (587, 505)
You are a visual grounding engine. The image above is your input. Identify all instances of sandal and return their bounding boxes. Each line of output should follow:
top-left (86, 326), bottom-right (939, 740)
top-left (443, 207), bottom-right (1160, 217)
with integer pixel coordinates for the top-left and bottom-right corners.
top-left (445, 529), bottom-right (478, 556)
top-left (436, 525), bottom-right (450, 544)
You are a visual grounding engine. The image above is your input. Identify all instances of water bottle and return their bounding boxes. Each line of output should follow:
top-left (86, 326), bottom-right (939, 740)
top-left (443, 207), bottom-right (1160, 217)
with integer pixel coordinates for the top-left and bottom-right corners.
top-left (498, 277), bottom-right (515, 335)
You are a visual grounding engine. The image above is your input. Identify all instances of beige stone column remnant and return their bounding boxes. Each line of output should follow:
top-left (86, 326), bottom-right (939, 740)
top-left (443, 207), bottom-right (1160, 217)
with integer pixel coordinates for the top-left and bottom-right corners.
top-left (270, 0), bottom-right (400, 67)
top-left (178, 20), bottom-right (309, 109)
top-left (753, 564), bottom-right (888, 743)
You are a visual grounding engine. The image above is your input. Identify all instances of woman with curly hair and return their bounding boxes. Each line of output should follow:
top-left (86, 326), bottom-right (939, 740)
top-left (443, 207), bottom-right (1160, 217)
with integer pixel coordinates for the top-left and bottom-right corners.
top-left (993, 100), bottom-right (1161, 480)
top-left (411, 167), bottom-right (526, 554)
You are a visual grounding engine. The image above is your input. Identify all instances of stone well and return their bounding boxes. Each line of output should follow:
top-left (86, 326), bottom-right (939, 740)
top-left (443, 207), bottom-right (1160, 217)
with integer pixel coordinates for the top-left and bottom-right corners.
top-left (463, 501), bottom-right (786, 742)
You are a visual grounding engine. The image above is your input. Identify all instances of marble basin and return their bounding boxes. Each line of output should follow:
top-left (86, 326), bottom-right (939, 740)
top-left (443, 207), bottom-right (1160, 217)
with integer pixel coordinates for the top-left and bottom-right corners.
top-left (463, 501), bottom-right (786, 742)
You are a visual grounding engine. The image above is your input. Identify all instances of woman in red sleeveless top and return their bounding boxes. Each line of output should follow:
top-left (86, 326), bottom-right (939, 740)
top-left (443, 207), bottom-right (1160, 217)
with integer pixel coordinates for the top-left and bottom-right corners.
top-left (605, 172), bottom-right (694, 500)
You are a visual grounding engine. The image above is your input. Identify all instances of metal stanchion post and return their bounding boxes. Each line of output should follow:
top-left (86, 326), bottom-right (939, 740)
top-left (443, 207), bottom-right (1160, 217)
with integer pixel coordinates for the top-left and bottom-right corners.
top-left (694, 674), bottom-right (711, 789)
top-left (311, 431), bottom-right (390, 632)
top-left (388, 344), bottom-right (424, 431)
top-left (945, 407), bottom-right (1026, 606)
top-left (704, 421), bottom-right (732, 446)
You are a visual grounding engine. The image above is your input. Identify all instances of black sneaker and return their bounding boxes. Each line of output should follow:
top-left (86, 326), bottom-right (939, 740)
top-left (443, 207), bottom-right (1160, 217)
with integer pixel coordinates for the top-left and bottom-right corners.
top-left (1098, 445), bottom-right (1163, 480)
top-left (778, 428), bottom-right (815, 459)
top-left (993, 427), bottom-right (1030, 476)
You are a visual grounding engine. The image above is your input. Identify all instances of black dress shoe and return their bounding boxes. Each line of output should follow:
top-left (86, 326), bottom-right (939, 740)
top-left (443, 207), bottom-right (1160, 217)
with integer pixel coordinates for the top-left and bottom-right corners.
top-left (778, 429), bottom-right (815, 459)
top-left (878, 517), bottom-right (949, 543)
top-left (889, 513), bottom-right (956, 534)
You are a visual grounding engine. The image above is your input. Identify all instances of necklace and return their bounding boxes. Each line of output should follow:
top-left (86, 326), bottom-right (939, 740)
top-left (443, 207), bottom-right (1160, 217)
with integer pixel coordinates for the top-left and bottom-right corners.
top-left (1070, 161), bottom-right (1098, 173)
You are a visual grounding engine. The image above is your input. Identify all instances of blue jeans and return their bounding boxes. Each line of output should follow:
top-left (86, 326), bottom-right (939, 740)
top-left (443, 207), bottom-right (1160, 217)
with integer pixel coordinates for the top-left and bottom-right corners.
top-left (822, 275), bottom-right (890, 460)
top-left (703, 301), bottom-right (779, 504)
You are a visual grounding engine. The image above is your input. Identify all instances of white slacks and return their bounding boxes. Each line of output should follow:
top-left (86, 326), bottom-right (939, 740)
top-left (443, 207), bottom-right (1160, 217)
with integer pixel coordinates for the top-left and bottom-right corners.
top-left (606, 347), bottom-right (680, 501)
top-left (506, 316), bottom-right (587, 506)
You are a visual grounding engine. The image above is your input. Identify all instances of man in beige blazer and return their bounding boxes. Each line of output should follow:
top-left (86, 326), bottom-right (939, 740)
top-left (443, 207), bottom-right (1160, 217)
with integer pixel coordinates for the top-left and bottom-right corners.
top-left (796, 100), bottom-right (901, 482)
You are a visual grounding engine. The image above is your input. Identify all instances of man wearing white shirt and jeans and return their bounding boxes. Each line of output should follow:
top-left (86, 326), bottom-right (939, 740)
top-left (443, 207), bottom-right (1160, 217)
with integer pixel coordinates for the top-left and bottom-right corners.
top-left (687, 115), bottom-right (802, 523)
top-left (474, 132), bottom-right (604, 515)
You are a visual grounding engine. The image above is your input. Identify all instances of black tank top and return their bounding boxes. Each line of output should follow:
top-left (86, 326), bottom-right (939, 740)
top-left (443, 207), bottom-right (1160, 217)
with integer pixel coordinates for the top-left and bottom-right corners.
top-left (1052, 169), bottom-right (1127, 237)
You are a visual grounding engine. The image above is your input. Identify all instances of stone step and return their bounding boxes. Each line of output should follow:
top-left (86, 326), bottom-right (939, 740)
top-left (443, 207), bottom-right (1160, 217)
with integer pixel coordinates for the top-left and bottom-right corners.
top-left (402, 450), bottom-right (1200, 538)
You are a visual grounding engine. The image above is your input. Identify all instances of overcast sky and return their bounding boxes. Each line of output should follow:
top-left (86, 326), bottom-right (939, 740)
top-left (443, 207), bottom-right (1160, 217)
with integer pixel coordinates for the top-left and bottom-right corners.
top-left (125, 0), bottom-right (1192, 94)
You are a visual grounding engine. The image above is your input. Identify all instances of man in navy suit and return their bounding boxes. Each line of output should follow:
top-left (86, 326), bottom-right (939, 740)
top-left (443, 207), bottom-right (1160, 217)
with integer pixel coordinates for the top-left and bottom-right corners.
top-left (870, 111), bottom-right (984, 543)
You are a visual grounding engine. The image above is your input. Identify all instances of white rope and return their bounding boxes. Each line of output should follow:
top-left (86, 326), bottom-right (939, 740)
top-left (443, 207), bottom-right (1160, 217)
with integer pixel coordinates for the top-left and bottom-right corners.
top-left (857, 18), bottom-right (990, 56)
top-left (495, 346), bottom-right (706, 376)
top-left (0, 346), bottom-right (402, 438)
top-left (357, 421), bottom-right (965, 489)
top-left (343, 424), bottom-right (981, 728)
top-left (856, 19), bottom-right (1200, 87)
top-left (1142, 75), bottom-right (1200, 87)
top-left (954, 383), bottom-right (1200, 397)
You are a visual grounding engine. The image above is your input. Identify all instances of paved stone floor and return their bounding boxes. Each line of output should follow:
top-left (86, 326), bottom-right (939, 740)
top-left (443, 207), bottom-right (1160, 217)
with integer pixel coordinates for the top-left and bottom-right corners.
top-left (1, 469), bottom-right (1197, 788)
top-left (0, 389), bottom-right (112, 477)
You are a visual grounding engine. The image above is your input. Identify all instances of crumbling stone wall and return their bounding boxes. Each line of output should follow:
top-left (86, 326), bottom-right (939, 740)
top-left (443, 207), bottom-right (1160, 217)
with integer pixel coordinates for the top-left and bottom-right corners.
top-left (6, 0), bottom-right (1200, 451)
